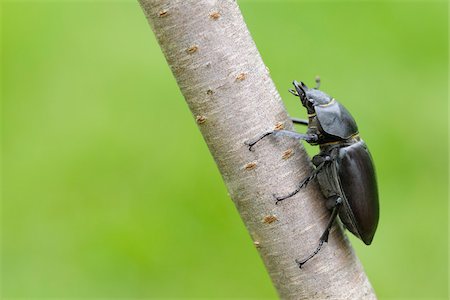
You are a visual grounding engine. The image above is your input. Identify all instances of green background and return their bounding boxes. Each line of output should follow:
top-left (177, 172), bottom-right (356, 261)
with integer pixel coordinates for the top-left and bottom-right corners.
top-left (1, 0), bottom-right (448, 299)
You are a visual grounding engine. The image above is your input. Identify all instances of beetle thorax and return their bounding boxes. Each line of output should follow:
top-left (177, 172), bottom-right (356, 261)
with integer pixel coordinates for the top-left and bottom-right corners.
top-left (318, 133), bottom-right (361, 151)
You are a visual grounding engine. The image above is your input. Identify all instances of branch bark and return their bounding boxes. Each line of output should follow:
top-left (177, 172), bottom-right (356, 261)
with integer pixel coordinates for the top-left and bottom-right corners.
top-left (138, 1), bottom-right (376, 299)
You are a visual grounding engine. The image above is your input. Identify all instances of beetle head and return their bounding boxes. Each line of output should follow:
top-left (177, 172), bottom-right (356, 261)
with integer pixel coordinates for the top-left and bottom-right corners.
top-left (290, 80), bottom-right (334, 114)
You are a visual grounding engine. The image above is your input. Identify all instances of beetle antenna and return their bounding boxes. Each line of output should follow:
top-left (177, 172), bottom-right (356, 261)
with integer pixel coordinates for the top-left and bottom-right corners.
top-left (314, 76), bottom-right (321, 89)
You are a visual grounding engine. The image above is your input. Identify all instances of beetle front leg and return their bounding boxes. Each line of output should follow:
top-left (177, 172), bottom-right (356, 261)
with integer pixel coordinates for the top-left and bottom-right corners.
top-left (296, 196), bottom-right (342, 269)
top-left (245, 130), bottom-right (318, 151)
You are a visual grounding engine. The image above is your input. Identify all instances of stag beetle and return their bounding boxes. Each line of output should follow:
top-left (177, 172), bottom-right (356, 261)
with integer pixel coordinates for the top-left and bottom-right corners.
top-left (245, 78), bottom-right (379, 268)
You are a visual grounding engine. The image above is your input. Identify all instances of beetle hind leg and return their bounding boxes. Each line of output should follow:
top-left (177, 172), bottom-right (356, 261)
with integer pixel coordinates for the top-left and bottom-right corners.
top-left (296, 196), bottom-right (342, 268)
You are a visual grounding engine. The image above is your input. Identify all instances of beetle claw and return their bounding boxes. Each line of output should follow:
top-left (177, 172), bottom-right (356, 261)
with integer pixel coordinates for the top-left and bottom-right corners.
top-left (273, 192), bottom-right (295, 204)
top-left (244, 141), bottom-right (255, 151)
top-left (295, 259), bottom-right (305, 269)
top-left (273, 194), bottom-right (281, 205)
top-left (273, 193), bottom-right (286, 205)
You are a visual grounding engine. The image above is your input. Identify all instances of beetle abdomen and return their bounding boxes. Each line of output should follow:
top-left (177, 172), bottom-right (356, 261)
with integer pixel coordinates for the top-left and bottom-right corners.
top-left (336, 140), bottom-right (379, 245)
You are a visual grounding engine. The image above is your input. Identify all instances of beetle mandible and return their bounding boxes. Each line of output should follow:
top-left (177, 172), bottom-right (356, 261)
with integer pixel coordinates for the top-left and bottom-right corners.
top-left (245, 78), bottom-right (379, 268)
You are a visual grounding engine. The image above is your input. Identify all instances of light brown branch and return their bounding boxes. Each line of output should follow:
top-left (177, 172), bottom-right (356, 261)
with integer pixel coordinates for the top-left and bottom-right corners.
top-left (138, 1), bottom-right (376, 299)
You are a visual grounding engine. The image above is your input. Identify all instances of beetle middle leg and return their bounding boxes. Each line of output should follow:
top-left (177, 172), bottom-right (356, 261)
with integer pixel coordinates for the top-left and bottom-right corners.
top-left (295, 196), bottom-right (342, 268)
top-left (274, 155), bottom-right (332, 204)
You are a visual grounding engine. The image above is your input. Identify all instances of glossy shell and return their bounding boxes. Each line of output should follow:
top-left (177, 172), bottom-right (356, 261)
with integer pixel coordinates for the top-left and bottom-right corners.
top-left (315, 100), bottom-right (358, 139)
top-left (335, 140), bottom-right (379, 245)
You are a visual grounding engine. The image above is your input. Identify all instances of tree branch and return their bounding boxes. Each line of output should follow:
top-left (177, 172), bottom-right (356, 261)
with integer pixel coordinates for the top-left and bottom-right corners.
top-left (138, 1), bottom-right (376, 299)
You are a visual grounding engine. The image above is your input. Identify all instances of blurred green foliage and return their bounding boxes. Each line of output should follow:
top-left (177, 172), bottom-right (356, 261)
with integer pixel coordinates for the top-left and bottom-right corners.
top-left (1, 0), bottom-right (447, 299)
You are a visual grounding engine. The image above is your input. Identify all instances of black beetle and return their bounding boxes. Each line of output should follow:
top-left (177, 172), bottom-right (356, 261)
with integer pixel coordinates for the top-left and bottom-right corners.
top-left (246, 78), bottom-right (379, 268)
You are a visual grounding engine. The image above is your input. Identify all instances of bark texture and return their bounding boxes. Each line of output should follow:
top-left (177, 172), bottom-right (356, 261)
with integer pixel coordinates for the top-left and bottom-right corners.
top-left (138, 1), bottom-right (376, 299)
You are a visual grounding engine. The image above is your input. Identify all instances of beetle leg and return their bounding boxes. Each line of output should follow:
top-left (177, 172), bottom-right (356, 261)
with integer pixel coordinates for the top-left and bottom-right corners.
top-left (296, 197), bottom-right (343, 269)
top-left (244, 131), bottom-right (274, 151)
top-left (245, 130), bottom-right (318, 151)
top-left (291, 117), bottom-right (308, 126)
top-left (274, 160), bottom-right (328, 204)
